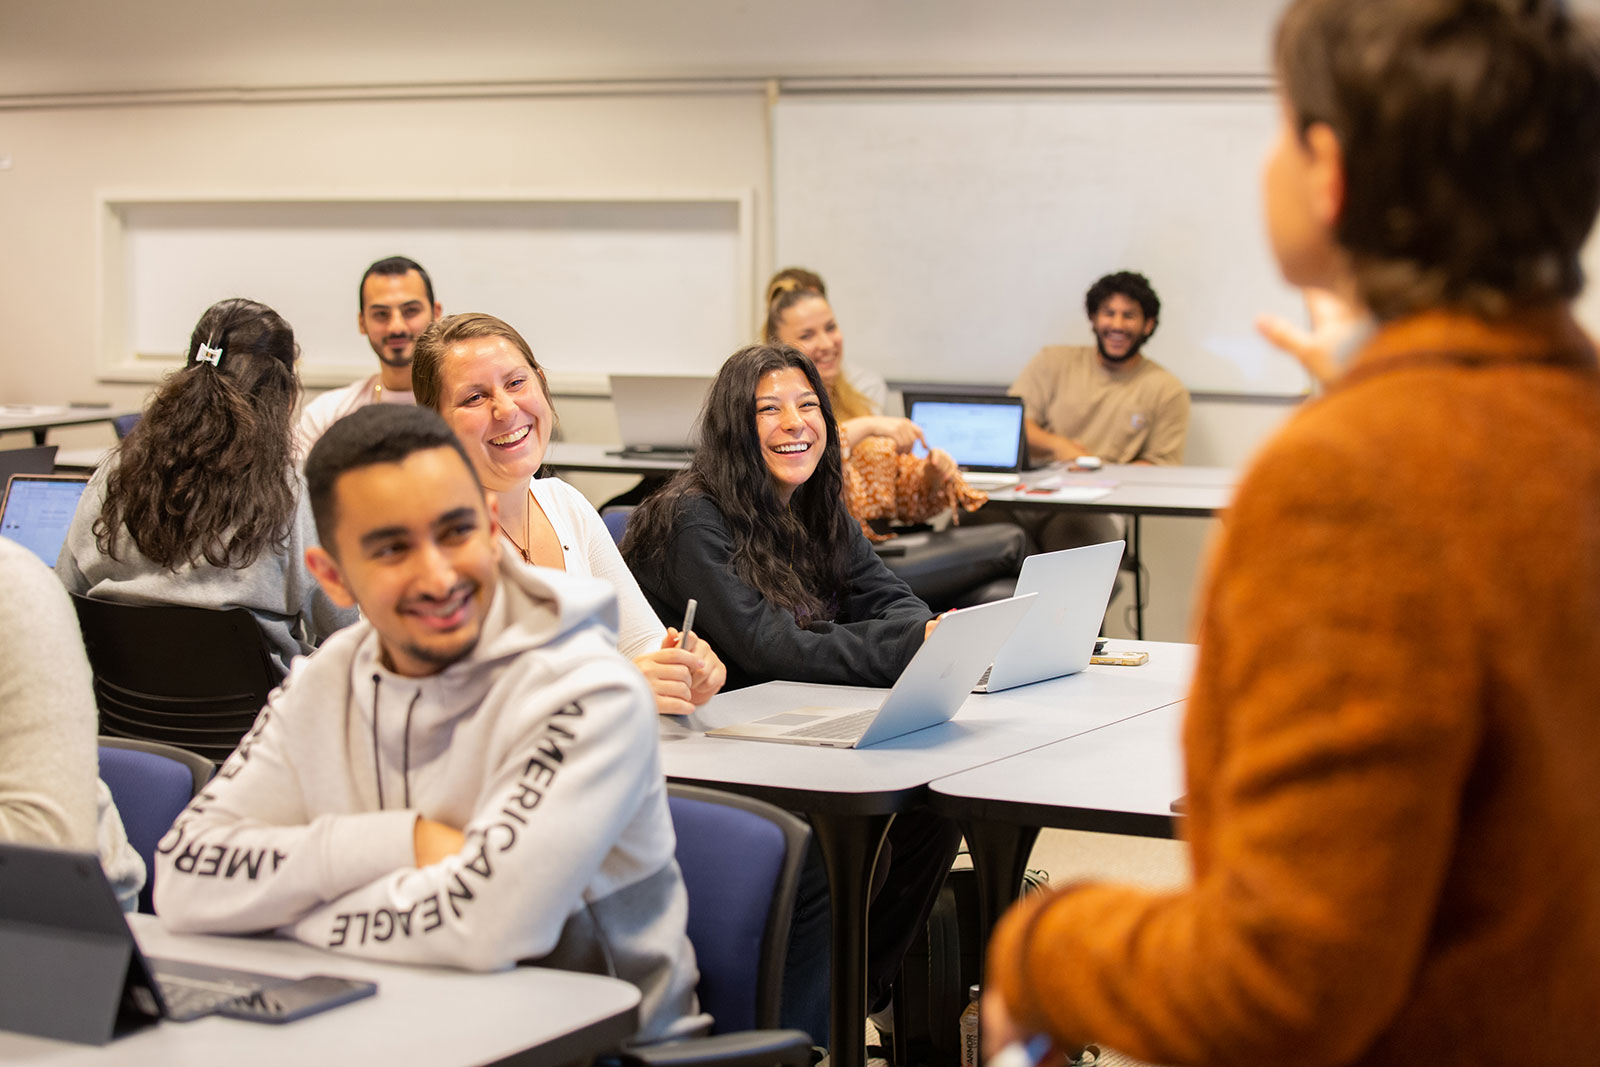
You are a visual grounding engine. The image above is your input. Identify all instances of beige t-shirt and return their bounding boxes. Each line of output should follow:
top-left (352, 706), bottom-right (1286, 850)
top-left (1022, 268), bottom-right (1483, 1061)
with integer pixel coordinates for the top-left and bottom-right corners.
top-left (1009, 345), bottom-right (1190, 464)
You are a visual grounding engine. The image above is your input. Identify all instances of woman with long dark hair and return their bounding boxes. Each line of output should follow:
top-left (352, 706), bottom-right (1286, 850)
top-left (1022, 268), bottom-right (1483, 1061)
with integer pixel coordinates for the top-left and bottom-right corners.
top-left (58, 298), bottom-right (355, 676)
top-left (623, 342), bottom-right (959, 1045)
top-left (624, 342), bottom-right (938, 687)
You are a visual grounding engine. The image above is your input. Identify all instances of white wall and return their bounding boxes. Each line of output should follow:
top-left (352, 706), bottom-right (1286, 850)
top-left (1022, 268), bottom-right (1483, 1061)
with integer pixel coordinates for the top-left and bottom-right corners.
top-left (14, 0), bottom-right (1575, 641)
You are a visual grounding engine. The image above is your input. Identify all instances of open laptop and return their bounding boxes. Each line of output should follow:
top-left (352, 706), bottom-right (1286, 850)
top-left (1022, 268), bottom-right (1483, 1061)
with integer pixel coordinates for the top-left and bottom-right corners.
top-left (0, 473), bottom-right (89, 565)
top-left (0, 842), bottom-right (375, 1044)
top-left (608, 373), bottom-right (715, 456)
top-left (974, 540), bottom-right (1124, 693)
top-left (901, 392), bottom-right (1028, 490)
top-left (706, 592), bottom-right (1036, 748)
top-left (0, 444), bottom-right (57, 483)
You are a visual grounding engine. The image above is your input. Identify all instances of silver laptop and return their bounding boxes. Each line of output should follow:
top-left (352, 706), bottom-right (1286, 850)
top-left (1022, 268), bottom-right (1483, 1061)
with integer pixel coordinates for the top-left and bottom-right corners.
top-left (1, 472), bottom-right (90, 565)
top-left (974, 540), bottom-right (1124, 693)
top-left (707, 593), bottom-right (1036, 748)
top-left (902, 393), bottom-right (1028, 490)
top-left (609, 373), bottom-right (715, 454)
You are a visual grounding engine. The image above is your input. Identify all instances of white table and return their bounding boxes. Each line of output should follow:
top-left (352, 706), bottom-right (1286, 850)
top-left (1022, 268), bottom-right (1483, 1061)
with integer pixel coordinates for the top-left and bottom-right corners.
top-left (659, 641), bottom-right (1193, 1067)
top-left (543, 441), bottom-right (694, 476)
top-left (929, 700), bottom-right (1189, 954)
top-left (0, 914), bottom-right (640, 1066)
top-left (987, 463), bottom-right (1235, 637)
top-left (0, 405), bottom-right (135, 447)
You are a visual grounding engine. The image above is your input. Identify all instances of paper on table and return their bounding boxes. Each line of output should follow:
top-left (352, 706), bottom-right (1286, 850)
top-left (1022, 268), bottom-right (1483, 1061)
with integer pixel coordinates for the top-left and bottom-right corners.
top-left (1030, 486), bottom-right (1112, 503)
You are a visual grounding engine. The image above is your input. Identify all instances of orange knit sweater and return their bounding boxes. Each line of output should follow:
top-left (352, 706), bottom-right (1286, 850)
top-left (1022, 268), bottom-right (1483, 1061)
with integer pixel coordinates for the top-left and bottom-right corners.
top-left (985, 308), bottom-right (1600, 1065)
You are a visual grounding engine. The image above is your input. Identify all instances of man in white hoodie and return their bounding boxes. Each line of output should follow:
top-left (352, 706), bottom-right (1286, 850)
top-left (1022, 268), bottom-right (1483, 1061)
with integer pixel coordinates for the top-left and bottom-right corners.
top-left (153, 404), bottom-right (701, 1042)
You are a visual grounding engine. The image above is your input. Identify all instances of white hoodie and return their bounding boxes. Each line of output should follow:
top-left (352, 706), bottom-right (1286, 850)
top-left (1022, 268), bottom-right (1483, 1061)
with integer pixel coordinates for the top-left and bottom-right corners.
top-left (153, 549), bottom-right (701, 1042)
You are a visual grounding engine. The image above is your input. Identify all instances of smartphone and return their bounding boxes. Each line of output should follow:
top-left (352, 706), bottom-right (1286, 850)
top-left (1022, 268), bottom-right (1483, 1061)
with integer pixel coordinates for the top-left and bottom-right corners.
top-left (217, 975), bottom-right (377, 1024)
top-left (678, 598), bottom-right (698, 652)
top-left (1090, 650), bottom-right (1149, 667)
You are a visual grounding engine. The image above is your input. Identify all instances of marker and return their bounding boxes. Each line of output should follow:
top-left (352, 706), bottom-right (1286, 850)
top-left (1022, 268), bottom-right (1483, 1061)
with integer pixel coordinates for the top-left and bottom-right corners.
top-left (678, 599), bottom-right (697, 652)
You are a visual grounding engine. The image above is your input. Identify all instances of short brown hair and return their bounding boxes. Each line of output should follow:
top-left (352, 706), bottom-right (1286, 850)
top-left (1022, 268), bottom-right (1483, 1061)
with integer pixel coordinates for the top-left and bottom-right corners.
top-left (1275, 0), bottom-right (1600, 319)
top-left (410, 312), bottom-right (553, 414)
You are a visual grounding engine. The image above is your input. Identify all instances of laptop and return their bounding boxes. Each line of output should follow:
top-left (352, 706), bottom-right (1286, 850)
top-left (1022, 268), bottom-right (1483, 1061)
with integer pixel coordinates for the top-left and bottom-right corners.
top-left (0, 444), bottom-right (57, 483)
top-left (0, 473), bottom-right (89, 565)
top-left (974, 540), bottom-right (1124, 693)
top-left (0, 842), bottom-right (376, 1044)
top-left (901, 392), bottom-right (1028, 490)
top-left (608, 373), bottom-right (716, 455)
top-left (706, 592), bottom-right (1036, 748)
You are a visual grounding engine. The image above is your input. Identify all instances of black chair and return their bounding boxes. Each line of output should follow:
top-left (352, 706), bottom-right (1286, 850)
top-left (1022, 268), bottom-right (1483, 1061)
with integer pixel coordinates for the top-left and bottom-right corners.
top-left (70, 594), bottom-right (278, 764)
top-left (873, 523), bottom-right (1026, 613)
top-left (98, 737), bottom-right (215, 913)
top-left (618, 785), bottom-right (815, 1067)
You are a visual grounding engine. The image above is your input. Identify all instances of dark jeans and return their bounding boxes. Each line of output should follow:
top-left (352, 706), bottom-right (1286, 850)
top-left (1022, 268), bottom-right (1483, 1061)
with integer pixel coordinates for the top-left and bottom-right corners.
top-left (778, 807), bottom-right (963, 1048)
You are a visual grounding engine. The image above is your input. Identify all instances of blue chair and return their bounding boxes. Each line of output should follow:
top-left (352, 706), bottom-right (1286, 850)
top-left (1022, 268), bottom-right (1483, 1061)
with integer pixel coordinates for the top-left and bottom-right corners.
top-left (98, 737), bottom-right (214, 914)
top-left (602, 506), bottom-right (635, 546)
top-left (111, 413), bottom-right (141, 439)
top-left (618, 785), bottom-right (814, 1067)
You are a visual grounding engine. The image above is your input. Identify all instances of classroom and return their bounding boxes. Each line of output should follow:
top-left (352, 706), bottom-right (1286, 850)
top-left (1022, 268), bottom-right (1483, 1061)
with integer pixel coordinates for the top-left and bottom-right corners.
top-left (5, 1), bottom-right (1600, 1064)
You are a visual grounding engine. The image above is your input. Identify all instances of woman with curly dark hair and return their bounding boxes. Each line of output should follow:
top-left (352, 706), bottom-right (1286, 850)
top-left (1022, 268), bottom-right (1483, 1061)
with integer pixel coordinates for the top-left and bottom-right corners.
top-left (57, 298), bottom-right (355, 676)
top-left (623, 342), bottom-right (958, 1046)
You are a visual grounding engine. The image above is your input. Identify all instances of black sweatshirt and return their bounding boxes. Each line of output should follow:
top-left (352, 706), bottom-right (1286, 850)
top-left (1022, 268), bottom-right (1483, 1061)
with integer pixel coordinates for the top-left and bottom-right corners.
top-left (633, 495), bottom-right (931, 691)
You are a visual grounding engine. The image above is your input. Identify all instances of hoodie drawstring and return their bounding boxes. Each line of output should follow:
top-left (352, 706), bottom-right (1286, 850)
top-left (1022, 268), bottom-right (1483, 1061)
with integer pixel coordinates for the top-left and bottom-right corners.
top-left (372, 673), bottom-right (424, 811)
top-left (371, 674), bottom-right (385, 810)
top-left (401, 690), bottom-right (420, 809)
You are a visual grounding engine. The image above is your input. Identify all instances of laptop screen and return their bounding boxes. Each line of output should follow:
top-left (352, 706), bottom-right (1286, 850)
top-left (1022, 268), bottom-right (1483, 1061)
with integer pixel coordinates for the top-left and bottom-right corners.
top-left (1, 474), bottom-right (89, 565)
top-left (904, 394), bottom-right (1026, 472)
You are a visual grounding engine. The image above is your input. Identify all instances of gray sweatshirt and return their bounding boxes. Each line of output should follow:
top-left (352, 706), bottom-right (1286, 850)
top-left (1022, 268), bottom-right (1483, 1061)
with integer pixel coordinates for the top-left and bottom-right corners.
top-left (56, 463), bottom-right (357, 677)
top-left (153, 550), bottom-right (702, 1042)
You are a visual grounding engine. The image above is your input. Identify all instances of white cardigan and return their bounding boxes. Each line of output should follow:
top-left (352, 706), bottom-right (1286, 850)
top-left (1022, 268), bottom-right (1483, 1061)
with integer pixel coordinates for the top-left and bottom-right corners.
top-left (527, 476), bottom-right (665, 660)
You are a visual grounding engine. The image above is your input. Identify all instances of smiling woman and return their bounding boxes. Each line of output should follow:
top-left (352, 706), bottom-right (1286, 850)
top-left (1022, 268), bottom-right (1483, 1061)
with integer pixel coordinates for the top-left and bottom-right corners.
top-left (410, 313), bottom-right (726, 716)
top-left (621, 341), bottom-right (959, 1044)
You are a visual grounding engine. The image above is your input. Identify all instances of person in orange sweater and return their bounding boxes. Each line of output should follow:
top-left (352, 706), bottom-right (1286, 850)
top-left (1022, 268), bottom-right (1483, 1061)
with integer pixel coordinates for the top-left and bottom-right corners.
top-left (982, 2), bottom-right (1600, 1065)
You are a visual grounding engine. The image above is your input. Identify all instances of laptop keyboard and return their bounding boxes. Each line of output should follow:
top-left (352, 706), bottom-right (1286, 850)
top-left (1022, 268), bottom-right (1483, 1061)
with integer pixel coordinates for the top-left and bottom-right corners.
top-left (782, 708), bottom-right (878, 740)
top-left (975, 665), bottom-right (993, 688)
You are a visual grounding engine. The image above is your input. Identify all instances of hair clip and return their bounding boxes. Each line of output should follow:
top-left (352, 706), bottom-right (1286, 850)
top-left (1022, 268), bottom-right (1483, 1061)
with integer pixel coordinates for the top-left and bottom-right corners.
top-left (194, 342), bottom-right (224, 368)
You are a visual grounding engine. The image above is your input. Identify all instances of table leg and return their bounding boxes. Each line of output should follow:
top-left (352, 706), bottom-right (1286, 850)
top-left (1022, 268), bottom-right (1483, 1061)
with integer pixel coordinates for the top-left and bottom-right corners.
top-left (961, 819), bottom-right (1042, 982)
top-left (1130, 514), bottom-right (1145, 640)
top-left (809, 810), bottom-right (894, 1067)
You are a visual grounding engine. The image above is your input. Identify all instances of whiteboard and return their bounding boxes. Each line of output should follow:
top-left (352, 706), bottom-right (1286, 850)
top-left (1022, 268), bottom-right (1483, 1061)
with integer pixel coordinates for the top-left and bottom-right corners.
top-left (775, 92), bottom-right (1310, 397)
top-left (102, 195), bottom-right (752, 388)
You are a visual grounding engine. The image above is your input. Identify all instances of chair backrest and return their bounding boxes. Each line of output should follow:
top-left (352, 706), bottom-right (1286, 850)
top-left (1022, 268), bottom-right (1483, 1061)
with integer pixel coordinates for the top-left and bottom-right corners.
top-left (111, 413), bottom-right (141, 439)
top-left (98, 737), bottom-right (215, 914)
top-left (667, 783), bottom-right (810, 1034)
top-left (601, 505), bottom-right (634, 546)
top-left (70, 594), bottom-right (279, 764)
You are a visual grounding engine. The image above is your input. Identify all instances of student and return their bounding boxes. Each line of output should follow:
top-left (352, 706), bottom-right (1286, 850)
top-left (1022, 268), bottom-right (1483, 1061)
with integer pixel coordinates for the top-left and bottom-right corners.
top-left (58, 298), bottom-right (356, 677)
top-left (623, 342), bottom-right (960, 1042)
top-left (1, 537), bottom-right (144, 910)
top-left (154, 404), bottom-right (702, 1042)
top-left (983, 1), bottom-right (1600, 1064)
top-left (763, 269), bottom-right (937, 459)
top-left (1010, 271), bottom-right (1189, 468)
top-left (765, 270), bottom-right (1025, 609)
top-left (296, 255), bottom-right (442, 456)
top-left (409, 312), bottom-right (726, 715)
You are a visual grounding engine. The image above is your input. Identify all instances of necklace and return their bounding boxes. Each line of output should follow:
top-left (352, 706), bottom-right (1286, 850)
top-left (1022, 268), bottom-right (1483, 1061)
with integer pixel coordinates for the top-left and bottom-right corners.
top-left (500, 489), bottom-right (533, 563)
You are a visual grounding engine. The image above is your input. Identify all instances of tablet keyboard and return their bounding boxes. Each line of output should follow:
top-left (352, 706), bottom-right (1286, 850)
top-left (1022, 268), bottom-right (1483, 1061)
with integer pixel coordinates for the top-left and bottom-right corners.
top-left (149, 957), bottom-right (274, 1022)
